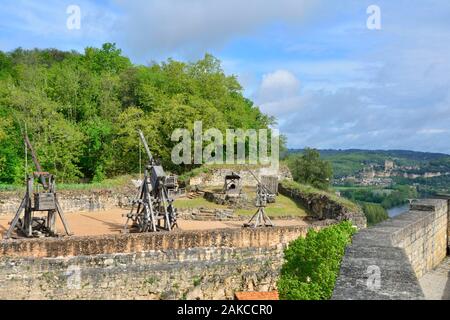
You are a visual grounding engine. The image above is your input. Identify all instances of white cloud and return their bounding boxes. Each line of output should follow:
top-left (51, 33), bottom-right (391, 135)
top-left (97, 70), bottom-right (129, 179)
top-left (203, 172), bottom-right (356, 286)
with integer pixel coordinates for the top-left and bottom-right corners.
top-left (418, 129), bottom-right (448, 135)
top-left (259, 70), bottom-right (300, 101)
top-left (115, 0), bottom-right (320, 59)
top-left (255, 70), bottom-right (303, 117)
top-left (246, 1), bottom-right (450, 153)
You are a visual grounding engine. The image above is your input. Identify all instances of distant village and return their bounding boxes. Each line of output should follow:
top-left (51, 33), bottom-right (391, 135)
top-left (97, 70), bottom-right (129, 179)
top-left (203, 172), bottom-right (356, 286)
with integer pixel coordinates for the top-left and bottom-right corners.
top-left (335, 160), bottom-right (450, 187)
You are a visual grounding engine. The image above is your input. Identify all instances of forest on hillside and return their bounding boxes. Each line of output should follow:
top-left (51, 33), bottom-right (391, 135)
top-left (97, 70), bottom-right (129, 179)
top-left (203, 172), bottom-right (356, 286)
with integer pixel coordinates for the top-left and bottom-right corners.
top-left (0, 43), bottom-right (274, 184)
top-left (287, 148), bottom-right (450, 221)
top-left (288, 149), bottom-right (450, 178)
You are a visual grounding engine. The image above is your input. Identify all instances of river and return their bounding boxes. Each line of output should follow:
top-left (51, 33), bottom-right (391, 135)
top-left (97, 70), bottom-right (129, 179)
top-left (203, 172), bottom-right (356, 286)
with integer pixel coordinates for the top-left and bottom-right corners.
top-left (387, 204), bottom-right (410, 218)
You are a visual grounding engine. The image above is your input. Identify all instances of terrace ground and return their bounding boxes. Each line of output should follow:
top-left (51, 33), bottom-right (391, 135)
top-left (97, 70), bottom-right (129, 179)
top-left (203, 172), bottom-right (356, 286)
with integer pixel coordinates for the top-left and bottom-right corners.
top-left (0, 187), bottom-right (310, 238)
top-left (177, 187), bottom-right (309, 217)
top-left (0, 209), bottom-right (309, 238)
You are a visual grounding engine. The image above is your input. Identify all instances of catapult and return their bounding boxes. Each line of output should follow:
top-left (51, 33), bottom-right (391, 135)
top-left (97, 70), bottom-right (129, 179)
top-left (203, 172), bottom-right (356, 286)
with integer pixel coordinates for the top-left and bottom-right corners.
top-left (123, 130), bottom-right (178, 233)
top-left (4, 134), bottom-right (71, 239)
top-left (243, 167), bottom-right (275, 228)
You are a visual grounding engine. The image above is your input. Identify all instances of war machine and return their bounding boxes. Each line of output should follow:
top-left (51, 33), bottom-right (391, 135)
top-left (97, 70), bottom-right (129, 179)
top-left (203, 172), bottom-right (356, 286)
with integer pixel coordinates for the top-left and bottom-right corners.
top-left (4, 134), bottom-right (71, 239)
top-left (123, 130), bottom-right (178, 233)
top-left (243, 167), bottom-right (275, 228)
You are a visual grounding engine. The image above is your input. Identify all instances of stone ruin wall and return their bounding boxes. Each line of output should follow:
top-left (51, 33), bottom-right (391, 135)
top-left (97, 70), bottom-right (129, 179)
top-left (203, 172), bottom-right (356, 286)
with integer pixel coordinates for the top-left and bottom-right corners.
top-left (278, 183), bottom-right (367, 229)
top-left (188, 166), bottom-right (293, 188)
top-left (0, 189), bottom-right (134, 216)
top-left (0, 226), bottom-right (321, 300)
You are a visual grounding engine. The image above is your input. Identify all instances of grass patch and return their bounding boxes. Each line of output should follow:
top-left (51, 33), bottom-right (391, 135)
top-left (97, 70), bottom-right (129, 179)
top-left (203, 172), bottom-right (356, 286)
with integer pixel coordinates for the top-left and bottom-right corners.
top-left (0, 184), bottom-right (24, 192)
top-left (236, 193), bottom-right (308, 217)
top-left (192, 276), bottom-right (202, 287)
top-left (57, 175), bottom-right (134, 191)
top-left (0, 175), bottom-right (135, 192)
top-left (176, 187), bottom-right (308, 218)
top-left (175, 197), bottom-right (224, 210)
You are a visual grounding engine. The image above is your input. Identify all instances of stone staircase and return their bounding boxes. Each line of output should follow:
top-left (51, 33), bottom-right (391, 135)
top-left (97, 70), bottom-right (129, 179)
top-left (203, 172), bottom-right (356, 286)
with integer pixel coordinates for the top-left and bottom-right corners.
top-left (186, 191), bottom-right (205, 199)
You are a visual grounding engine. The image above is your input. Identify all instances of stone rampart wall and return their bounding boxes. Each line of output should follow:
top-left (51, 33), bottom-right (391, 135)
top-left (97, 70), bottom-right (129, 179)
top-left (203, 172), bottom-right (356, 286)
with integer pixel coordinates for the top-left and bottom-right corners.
top-left (0, 226), bottom-right (319, 300)
top-left (332, 199), bottom-right (449, 300)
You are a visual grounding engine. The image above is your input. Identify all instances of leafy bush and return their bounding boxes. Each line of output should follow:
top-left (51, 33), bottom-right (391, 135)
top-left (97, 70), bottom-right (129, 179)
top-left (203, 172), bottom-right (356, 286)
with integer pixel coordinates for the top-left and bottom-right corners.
top-left (277, 221), bottom-right (356, 300)
top-left (286, 148), bottom-right (333, 190)
top-left (361, 202), bottom-right (389, 226)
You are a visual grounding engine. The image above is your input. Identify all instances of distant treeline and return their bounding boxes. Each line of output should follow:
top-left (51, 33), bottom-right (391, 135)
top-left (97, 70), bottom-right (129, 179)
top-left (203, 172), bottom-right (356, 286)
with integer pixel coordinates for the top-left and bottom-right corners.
top-left (288, 149), bottom-right (450, 179)
top-left (0, 44), bottom-right (274, 184)
top-left (394, 175), bottom-right (450, 197)
top-left (338, 185), bottom-right (418, 225)
top-left (339, 185), bottom-right (417, 209)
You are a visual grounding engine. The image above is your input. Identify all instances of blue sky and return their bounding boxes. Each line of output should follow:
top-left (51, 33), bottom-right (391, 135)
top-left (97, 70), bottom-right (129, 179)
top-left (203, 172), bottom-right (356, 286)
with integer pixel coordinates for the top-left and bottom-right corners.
top-left (1, 0), bottom-right (450, 153)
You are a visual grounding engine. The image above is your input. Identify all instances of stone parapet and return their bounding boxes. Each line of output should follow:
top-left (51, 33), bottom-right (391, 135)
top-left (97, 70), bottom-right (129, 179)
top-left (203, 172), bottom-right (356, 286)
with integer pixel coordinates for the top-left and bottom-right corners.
top-left (333, 199), bottom-right (449, 300)
top-left (0, 225), bottom-right (328, 300)
top-left (0, 225), bottom-right (314, 259)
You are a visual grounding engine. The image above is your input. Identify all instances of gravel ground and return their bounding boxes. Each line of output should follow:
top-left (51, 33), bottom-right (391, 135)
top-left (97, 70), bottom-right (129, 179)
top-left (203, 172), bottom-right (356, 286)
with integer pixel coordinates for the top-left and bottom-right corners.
top-left (0, 208), bottom-right (309, 238)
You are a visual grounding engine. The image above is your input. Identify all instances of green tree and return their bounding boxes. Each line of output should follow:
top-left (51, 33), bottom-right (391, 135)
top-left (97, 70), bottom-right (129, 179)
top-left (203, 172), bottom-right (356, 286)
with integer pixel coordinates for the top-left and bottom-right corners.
top-left (0, 51), bottom-right (13, 79)
top-left (112, 107), bottom-right (160, 175)
top-left (0, 108), bottom-right (23, 183)
top-left (79, 118), bottom-right (114, 182)
top-left (83, 43), bottom-right (131, 74)
top-left (0, 44), bottom-right (275, 184)
top-left (288, 148), bottom-right (333, 190)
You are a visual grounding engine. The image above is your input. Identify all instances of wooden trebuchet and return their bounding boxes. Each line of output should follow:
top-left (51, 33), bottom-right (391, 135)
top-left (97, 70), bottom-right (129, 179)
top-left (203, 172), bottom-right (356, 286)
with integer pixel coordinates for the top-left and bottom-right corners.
top-left (243, 166), bottom-right (275, 228)
top-left (4, 135), bottom-right (72, 239)
top-left (123, 130), bottom-right (178, 233)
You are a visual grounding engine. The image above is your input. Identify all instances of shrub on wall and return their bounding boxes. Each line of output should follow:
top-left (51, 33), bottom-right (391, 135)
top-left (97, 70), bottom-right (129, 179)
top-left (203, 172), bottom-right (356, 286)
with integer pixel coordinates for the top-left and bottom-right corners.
top-left (277, 221), bottom-right (356, 300)
top-left (361, 202), bottom-right (389, 226)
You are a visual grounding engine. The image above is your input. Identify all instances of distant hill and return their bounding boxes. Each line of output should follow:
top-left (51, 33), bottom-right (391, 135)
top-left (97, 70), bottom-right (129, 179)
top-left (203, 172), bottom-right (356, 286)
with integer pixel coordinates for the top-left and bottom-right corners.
top-left (288, 149), bottom-right (449, 160)
top-left (287, 149), bottom-right (450, 178)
